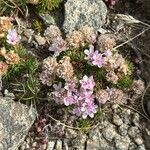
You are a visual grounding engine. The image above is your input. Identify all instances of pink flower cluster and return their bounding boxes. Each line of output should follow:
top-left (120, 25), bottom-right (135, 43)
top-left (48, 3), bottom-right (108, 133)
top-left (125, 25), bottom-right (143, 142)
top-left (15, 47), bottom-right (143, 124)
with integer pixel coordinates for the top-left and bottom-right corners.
top-left (49, 37), bottom-right (67, 57)
top-left (6, 29), bottom-right (21, 45)
top-left (52, 75), bottom-right (97, 119)
top-left (44, 25), bottom-right (67, 57)
top-left (84, 45), bottom-right (112, 68)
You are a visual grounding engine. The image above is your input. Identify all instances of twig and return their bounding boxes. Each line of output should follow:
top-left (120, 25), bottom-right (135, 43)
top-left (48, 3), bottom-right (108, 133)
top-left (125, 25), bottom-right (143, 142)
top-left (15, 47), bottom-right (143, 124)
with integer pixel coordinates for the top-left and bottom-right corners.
top-left (47, 114), bottom-right (99, 131)
top-left (113, 28), bottom-right (150, 50)
top-left (141, 82), bottom-right (150, 120)
top-left (8, 0), bottom-right (24, 15)
top-left (1, 0), bottom-right (15, 8)
top-left (120, 104), bottom-right (150, 121)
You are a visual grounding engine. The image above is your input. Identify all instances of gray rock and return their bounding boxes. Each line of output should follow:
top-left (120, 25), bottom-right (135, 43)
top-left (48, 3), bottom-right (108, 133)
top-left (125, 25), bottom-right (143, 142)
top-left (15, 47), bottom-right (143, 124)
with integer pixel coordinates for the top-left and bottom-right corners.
top-left (34, 35), bottom-right (46, 46)
top-left (0, 96), bottom-right (36, 150)
top-left (120, 109), bottom-right (131, 125)
top-left (118, 124), bottom-right (129, 136)
top-left (40, 14), bottom-right (56, 25)
top-left (72, 134), bottom-right (86, 150)
top-left (102, 123), bottom-right (117, 142)
top-left (129, 142), bottom-right (138, 150)
top-left (98, 120), bottom-right (109, 129)
top-left (23, 29), bottom-right (34, 43)
top-left (65, 128), bottom-right (78, 139)
top-left (128, 126), bottom-right (140, 138)
top-left (113, 114), bottom-right (123, 126)
top-left (115, 135), bottom-right (131, 150)
top-left (63, 139), bottom-right (69, 150)
top-left (87, 128), bottom-right (112, 150)
top-left (47, 141), bottom-right (55, 150)
top-left (55, 140), bottom-right (62, 150)
top-left (63, 0), bottom-right (107, 34)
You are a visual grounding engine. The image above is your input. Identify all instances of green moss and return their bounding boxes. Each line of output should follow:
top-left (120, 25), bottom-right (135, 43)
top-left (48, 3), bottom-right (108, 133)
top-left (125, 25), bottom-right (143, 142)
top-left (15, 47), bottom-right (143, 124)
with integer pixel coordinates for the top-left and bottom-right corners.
top-left (32, 20), bottom-right (43, 33)
top-left (4, 46), bottom-right (38, 80)
top-left (117, 75), bottom-right (133, 88)
top-left (126, 60), bottom-right (134, 74)
top-left (76, 119), bottom-right (91, 133)
top-left (36, 0), bottom-right (61, 13)
top-left (4, 57), bottom-right (38, 80)
top-left (94, 109), bottom-right (105, 120)
top-left (11, 73), bottom-right (40, 104)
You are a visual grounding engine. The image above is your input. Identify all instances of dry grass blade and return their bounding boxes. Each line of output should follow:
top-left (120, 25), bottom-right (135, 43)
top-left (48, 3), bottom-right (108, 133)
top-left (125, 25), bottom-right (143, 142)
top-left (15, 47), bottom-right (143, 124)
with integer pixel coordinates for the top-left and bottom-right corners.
top-left (115, 14), bottom-right (140, 24)
top-left (113, 14), bottom-right (150, 50)
top-left (141, 82), bottom-right (150, 120)
top-left (113, 28), bottom-right (150, 50)
top-left (116, 14), bottom-right (150, 27)
top-left (120, 104), bottom-right (150, 121)
top-left (47, 114), bottom-right (99, 131)
top-left (7, 0), bottom-right (24, 15)
top-left (1, 0), bottom-right (15, 8)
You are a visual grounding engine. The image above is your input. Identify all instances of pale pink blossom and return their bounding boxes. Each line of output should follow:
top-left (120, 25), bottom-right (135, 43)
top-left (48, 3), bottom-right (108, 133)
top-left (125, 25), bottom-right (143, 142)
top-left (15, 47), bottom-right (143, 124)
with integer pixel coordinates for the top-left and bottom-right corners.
top-left (80, 75), bottom-right (95, 91)
top-left (7, 29), bottom-right (21, 45)
top-left (84, 45), bottom-right (95, 61)
top-left (92, 53), bottom-right (104, 68)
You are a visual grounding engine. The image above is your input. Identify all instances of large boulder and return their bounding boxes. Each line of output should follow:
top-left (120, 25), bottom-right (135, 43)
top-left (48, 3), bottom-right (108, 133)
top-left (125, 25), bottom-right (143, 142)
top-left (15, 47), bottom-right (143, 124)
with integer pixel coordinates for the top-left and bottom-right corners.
top-left (63, 0), bottom-right (107, 34)
top-left (0, 95), bottom-right (36, 150)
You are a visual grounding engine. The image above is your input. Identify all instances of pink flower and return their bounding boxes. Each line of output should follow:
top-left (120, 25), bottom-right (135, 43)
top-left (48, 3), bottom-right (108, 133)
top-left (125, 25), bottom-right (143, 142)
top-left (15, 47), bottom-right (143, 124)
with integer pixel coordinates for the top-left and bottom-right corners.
top-left (64, 81), bottom-right (77, 92)
top-left (52, 82), bottom-right (65, 99)
top-left (84, 45), bottom-right (104, 68)
top-left (80, 75), bottom-right (95, 91)
top-left (7, 29), bottom-right (21, 45)
top-left (92, 53), bottom-right (104, 68)
top-left (64, 95), bottom-right (75, 106)
top-left (81, 101), bottom-right (97, 119)
top-left (84, 45), bottom-right (95, 61)
top-left (51, 75), bottom-right (97, 119)
top-left (73, 107), bottom-right (82, 117)
top-left (79, 89), bottom-right (94, 102)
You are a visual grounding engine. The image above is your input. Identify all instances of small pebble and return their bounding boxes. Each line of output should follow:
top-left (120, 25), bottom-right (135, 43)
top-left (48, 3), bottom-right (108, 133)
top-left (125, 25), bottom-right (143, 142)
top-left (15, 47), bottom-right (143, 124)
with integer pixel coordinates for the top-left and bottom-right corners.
top-left (134, 136), bottom-right (143, 145)
top-left (47, 141), bottom-right (55, 150)
top-left (137, 144), bottom-right (146, 150)
top-left (34, 35), bottom-right (46, 45)
top-left (128, 126), bottom-right (140, 138)
top-left (118, 124), bottom-right (129, 136)
top-left (102, 123), bottom-right (117, 142)
top-left (133, 113), bottom-right (140, 127)
top-left (113, 114), bottom-right (123, 126)
top-left (32, 142), bottom-right (38, 147)
top-left (56, 140), bottom-right (62, 150)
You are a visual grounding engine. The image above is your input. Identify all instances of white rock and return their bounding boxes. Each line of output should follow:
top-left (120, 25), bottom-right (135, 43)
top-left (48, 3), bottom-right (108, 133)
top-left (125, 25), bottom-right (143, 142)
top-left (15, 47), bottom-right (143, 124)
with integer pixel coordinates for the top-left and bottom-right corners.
top-left (47, 141), bottom-right (55, 150)
top-left (134, 136), bottom-right (143, 145)
top-left (55, 140), bottom-right (62, 150)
